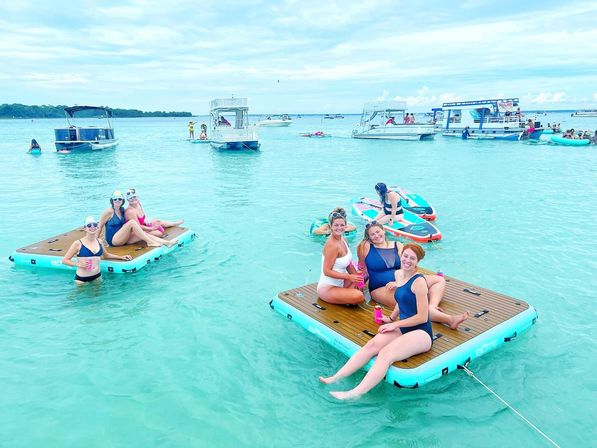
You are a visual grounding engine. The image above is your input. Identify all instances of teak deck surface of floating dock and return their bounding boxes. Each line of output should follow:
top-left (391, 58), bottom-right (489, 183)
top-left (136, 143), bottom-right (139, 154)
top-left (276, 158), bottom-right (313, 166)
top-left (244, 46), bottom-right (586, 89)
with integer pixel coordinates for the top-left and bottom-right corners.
top-left (15, 226), bottom-right (188, 259)
top-left (276, 268), bottom-right (531, 370)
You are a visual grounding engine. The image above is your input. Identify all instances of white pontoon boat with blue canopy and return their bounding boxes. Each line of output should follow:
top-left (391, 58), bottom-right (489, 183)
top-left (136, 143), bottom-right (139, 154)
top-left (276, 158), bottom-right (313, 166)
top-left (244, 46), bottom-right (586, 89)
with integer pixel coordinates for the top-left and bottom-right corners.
top-left (54, 106), bottom-right (118, 152)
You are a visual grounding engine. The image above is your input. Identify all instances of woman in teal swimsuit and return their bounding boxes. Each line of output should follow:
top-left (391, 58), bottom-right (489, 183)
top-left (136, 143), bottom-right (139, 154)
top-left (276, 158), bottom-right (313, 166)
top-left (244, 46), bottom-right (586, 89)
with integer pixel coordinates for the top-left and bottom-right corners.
top-left (98, 191), bottom-right (176, 248)
top-left (320, 243), bottom-right (434, 400)
top-left (62, 216), bottom-right (132, 284)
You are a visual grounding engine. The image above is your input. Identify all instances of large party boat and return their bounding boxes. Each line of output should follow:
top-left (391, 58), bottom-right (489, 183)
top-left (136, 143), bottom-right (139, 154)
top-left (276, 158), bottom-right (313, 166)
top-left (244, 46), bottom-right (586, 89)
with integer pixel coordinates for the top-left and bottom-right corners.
top-left (54, 106), bottom-right (118, 152)
top-left (209, 97), bottom-right (260, 150)
top-left (440, 98), bottom-right (543, 140)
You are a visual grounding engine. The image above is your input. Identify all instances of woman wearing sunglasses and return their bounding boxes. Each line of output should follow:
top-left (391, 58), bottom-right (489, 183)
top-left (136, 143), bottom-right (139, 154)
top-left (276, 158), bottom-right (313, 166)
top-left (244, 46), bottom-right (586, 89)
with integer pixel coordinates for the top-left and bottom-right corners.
top-left (124, 188), bottom-right (184, 237)
top-left (316, 210), bottom-right (364, 305)
top-left (321, 243), bottom-right (433, 400)
top-left (98, 191), bottom-right (176, 248)
top-left (62, 216), bottom-right (133, 284)
top-left (373, 182), bottom-right (405, 226)
top-left (357, 221), bottom-right (469, 329)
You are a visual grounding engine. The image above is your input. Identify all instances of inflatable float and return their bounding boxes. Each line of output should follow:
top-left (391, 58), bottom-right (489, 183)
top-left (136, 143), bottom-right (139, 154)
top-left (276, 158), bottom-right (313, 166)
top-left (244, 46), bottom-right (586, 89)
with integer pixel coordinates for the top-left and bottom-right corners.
top-left (309, 218), bottom-right (357, 238)
top-left (352, 198), bottom-right (442, 242)
top-left (270, 268), bottom-right (537, 388)
top-left (549, 135), bottom-right (590, 146)
top-left (9, 226), bottom-right (195, 274)
top-left (188, 139), bottom-right (211, 144)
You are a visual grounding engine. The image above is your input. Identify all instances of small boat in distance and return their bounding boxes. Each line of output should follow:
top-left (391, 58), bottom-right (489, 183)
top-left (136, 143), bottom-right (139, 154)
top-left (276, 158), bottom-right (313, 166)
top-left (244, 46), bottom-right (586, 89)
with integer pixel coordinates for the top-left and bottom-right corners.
top-left (571, 110), bottom-right (597, 117)
top-left (334, 114), bottom-right (344, 119)
top-left (54, 106), bottom-right (118, 152)
top-left (257, 114), bottom-right (292, 127)
top-left (440, 98), bottom-right (543, 140)
top-left (323, 114), bottom-right (334, 119)
top-left (352, 101), bottom-right (435, 141)
top-left (209, 98), bottom-right (260, 150)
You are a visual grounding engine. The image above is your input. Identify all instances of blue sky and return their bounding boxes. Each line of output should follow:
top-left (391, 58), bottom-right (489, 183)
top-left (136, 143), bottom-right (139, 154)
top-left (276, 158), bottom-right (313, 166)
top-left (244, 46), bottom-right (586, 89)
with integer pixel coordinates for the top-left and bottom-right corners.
top-left (1, 0), bottom-right (595, 114)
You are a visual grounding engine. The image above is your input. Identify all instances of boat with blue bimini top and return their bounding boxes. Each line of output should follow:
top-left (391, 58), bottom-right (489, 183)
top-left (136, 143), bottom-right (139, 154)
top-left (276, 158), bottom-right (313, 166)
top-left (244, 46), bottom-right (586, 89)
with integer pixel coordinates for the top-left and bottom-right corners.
top-left (209, 97), bottom-right (260, 150)
top-left (352, 101), bottom-right (435, 141)
top-left (54, 106), bottom-right (118, 152)
top-left (440, 98), bottom-right (543, 141)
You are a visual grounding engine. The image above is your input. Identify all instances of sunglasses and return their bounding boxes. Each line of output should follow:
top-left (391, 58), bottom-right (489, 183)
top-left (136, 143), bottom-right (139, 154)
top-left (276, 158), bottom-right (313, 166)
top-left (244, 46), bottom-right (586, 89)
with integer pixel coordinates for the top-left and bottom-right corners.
top-left (128, 196), bottom-right (138, 200)
top-left (85, 223), bottom-right (99, 228)
top-left (112, 197), bottom-right (124, 202)
top-left (365, 220), bottom-right (379, 229)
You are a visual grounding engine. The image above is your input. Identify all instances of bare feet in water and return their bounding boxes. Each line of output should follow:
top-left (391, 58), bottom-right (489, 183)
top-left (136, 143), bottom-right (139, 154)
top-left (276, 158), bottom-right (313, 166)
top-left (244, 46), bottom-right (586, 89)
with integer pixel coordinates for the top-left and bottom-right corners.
top-left (450, 311), bottom-right (470, 329)
top-left (329, 390), bottom-right (358, 400)
top-left (319, 375), bottom-right (339, 385)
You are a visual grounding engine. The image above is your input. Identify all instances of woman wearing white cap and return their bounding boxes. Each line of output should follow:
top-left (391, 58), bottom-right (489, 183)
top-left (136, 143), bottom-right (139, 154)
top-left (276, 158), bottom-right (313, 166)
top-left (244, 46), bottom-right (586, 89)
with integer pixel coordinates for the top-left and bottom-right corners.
top-left (62, 216), bottom-right (133, 284)
top-left (97, 191), bottom-right (177, 248)
top-left (124, 188), bottom-right (184, 237)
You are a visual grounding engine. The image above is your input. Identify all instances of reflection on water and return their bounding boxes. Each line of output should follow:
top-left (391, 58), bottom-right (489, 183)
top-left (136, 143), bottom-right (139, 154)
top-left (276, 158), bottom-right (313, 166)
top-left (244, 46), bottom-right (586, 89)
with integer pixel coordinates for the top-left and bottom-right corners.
top-left (210, 149), bottom-right (262, 209)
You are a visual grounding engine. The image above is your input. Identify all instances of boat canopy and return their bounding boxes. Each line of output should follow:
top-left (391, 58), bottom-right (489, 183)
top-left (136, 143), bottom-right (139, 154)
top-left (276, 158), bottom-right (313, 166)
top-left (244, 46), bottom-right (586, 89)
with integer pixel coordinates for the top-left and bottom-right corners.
top-left (63, 106), bottom-right (113, 118)
top-left (363, 100), bottom-right (408, 113)
top-left (210, 98), bottom-right (248, 111)
top-left (442, 98), bottom-right (519, 111)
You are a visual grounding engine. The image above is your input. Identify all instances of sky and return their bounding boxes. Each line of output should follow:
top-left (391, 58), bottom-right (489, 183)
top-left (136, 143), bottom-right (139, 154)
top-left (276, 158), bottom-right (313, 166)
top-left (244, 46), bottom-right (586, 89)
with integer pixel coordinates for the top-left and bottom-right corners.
top-left (0, 0), bottom-right (596, 114)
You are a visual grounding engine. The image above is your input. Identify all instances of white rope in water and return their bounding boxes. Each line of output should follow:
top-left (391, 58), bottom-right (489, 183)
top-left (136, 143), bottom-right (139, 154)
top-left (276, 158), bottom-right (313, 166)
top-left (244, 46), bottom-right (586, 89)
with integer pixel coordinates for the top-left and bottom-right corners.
top-left (461, 365), bottom-right (561, 448)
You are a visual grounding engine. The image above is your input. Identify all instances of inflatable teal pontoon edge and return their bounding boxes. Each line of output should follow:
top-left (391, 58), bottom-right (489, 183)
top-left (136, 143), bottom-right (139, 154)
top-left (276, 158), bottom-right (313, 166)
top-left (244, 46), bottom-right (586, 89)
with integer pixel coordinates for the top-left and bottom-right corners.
top-left (9, 229), bottom-right (196, 274)
top-left (270, 296), bottom-right (537, 388)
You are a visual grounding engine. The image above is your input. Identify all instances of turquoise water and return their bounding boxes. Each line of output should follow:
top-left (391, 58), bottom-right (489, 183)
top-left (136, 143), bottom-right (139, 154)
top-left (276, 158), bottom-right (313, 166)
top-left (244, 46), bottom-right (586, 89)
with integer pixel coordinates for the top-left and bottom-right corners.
top-left (1, 114), bottom-right (596, 447)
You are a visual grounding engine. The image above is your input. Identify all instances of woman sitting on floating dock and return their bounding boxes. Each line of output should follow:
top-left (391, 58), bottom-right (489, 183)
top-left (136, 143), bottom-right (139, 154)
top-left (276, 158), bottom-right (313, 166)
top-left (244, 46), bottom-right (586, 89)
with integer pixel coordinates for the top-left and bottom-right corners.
top-left (357, 221), bottom-right (469, 329)
top-left (98, 191), bottom-right (177, 248)
top-left (62, 216), bottom-right (132, 284)
top-left (316, 210), bottom-right (364, 305)
top-left (124, 188), bottom-right (184, 238)
top-left (320, 243), bottom-right (433, 400)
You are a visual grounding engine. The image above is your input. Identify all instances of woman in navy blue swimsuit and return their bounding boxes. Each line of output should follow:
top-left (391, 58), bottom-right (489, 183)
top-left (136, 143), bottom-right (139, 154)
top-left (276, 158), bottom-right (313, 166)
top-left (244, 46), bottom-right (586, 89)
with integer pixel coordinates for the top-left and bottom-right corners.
top-left (357, 221), bottom-right (469, 329)
top-left (62, 215), bottom-right (132, 284)
top-left (320, 243), bottom-right (433, 400)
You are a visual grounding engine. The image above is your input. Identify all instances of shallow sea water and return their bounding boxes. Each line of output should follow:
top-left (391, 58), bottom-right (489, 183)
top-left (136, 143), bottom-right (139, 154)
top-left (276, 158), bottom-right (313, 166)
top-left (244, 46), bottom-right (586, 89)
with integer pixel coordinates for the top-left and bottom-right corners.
top-left (0, 114), bottom-right (596, 447)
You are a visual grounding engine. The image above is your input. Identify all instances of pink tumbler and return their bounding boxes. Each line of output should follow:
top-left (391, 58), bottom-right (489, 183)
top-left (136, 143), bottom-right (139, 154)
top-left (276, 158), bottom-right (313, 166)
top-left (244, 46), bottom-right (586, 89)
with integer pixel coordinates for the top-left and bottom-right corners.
top-left (374, 305), bottom-right (383, 324)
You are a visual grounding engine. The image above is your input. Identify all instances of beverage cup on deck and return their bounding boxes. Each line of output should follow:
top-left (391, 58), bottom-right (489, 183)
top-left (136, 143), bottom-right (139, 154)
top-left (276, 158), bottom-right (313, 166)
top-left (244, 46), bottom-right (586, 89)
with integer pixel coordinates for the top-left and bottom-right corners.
top-left (85, 258), bottom-right (94, 271)
top-left (374, 305), bottom-right (383, 324)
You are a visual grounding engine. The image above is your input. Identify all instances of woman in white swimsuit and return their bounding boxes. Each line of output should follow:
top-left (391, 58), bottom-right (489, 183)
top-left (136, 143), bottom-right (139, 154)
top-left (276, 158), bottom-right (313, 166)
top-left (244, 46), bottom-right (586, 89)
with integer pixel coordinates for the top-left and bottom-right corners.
top-left (316, 210), bottom-right (364, 305)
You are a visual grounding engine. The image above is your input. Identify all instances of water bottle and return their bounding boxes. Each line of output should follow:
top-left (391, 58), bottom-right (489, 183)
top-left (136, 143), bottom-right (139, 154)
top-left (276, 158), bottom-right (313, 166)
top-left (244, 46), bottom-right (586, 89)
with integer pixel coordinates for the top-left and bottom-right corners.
top-left (437, 269), bottom-right (444, 277)
top-left (363, 288), bottom-right (372, 304)
top-left (374, 305), bottom-right (383, 324)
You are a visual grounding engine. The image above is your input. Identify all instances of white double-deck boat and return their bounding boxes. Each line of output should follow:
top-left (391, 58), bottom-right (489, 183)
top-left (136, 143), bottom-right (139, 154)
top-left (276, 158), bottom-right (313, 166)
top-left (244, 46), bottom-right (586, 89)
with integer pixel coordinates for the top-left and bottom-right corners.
top-left (257, 114), bottom-right (292, 127)
top-left (209, 98), bottom-right (260, 150)
top-left (440, 98), bottom-right (543, 140)
top-left (54, 106), bottom-right (118, 152)
top-left (571, 110), bottom-right (597, 117)
top-left (352, 101), bottom-right (434, 141)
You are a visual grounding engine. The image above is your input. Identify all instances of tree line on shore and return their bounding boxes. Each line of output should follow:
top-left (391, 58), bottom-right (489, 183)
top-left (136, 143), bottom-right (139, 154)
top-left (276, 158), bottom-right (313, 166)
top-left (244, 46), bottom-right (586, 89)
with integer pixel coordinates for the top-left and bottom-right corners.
top-left (0, 103), bottom-right (192, 119)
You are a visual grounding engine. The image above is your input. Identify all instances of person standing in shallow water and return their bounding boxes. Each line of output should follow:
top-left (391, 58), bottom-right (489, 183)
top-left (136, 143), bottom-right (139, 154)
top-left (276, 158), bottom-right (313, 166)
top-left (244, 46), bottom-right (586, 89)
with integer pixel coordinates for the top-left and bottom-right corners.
top-left (320, 243), bottom-right (433, 400)
top-left (188, 120), bottom-right (197, 139)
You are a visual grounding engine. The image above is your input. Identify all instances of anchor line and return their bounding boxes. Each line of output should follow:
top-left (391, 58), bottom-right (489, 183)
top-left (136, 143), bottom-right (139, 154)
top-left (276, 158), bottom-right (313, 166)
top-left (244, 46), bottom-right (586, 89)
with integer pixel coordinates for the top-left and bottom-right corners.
top-left (461, 365), bottom-right (561, 448)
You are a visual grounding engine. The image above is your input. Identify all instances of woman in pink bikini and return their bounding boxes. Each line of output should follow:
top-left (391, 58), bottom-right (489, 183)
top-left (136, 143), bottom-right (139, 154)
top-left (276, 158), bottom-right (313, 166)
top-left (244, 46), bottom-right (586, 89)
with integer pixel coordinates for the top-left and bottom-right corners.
top-left (124, 188), bottom-right (184, 237)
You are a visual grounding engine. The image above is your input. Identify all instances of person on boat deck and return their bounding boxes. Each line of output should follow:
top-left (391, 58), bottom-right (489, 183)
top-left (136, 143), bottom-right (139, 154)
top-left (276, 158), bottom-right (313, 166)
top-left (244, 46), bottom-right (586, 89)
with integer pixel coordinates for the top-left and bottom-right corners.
top-left (62, 216), bottom-right (132, 285)
top-left (385, 116), bottom-right (396, 126)
top-left (316, 210), bottom-right (364, 305)
top-left (409, 113), bottom-right (415, 123)
top-left (188, 121), bottom-right (197, 139)
top-left (462, 126), bottom-right (470, 140)
top-left (199, 129), bottom-right (208, 140)
top-left (320, 243), bottom-right (433, 400)
top-left (98, 191), bottom-right (177, 248)
top-left (515, 107), bottom-right (522, 121)
top-left (218, 116), bottom-right (231, 126)
top-left (373, 182), bottom-right (405, 225)
top-left (524, 119), bottom-right (535, 138)
top-left (124, 188), bottom-right (184, 237)
top-left (357, 221), bottom-right (469, 329)
top-left (312, 207), bottom-right (356, 236)
top-left (403, 114), bottom-right (409, 124)
top-left (28, 139), bottom-right (41, 153)
top-left (504, 110), bottom-right (512, 122)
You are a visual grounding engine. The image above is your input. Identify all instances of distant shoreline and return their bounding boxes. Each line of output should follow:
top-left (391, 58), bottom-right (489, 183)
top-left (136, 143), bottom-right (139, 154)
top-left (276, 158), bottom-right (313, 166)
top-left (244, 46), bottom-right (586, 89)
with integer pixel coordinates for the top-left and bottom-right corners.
top-left (0, 103), bottom-right (192, 119)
